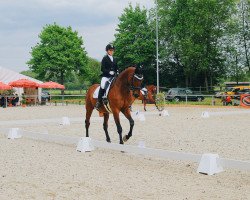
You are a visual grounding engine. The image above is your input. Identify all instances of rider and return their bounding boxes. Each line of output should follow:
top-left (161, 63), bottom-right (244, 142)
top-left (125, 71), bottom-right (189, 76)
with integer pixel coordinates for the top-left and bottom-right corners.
top-left (95, 44), bottom-right (119, 110)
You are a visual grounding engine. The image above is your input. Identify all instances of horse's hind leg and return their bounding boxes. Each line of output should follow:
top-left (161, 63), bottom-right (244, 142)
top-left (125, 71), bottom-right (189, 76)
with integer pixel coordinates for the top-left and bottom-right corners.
top-left (103, 113), bottom-right (111, 142)
top-left (85, 106), bottom-right (93, 137)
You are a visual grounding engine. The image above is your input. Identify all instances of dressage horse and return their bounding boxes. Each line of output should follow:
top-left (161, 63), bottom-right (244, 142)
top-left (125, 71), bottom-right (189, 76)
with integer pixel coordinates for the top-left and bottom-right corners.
top-left (85, 66), bottom-right (143, 144)
top-left (138, 85), bottom-right (158, 111)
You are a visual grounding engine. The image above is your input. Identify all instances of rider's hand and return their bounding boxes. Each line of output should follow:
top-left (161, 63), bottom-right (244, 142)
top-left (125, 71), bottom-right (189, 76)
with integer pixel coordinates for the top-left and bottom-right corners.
top-left (109, 71), bottom-right (115, 75)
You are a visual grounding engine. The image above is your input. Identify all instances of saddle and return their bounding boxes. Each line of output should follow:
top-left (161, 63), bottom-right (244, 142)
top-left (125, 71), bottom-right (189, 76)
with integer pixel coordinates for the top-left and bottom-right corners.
top-left (93, 77), bottom-right (115, 113)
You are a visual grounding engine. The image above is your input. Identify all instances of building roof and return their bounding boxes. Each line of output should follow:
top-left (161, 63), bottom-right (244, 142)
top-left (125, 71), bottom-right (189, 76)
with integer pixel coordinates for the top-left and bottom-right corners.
top-left (0, 66), bottom-right (42, 84)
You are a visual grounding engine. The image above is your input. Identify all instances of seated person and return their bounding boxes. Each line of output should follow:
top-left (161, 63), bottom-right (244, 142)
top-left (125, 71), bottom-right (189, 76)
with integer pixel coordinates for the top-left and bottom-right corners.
top-left (12, 94), bottom-right (19, 106)
top-left (0, 94), bottom-right (3, 107)
top-left (0, 95), bottom-right (6, 107)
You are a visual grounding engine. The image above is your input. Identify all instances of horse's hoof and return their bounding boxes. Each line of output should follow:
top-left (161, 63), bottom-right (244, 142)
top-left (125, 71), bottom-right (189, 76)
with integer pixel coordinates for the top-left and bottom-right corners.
top-left (107, 139), bottom-right (111, 143)
top-left (123, 135), bottom-right (128, 142)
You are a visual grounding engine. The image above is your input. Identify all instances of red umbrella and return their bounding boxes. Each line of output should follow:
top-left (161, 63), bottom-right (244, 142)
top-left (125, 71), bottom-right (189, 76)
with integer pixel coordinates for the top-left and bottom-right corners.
top-left (39, 81), bottom-right (65, 89)
top-left (9, 79), bottom-right (39, 88)
top-left (0, 82), bottom-right (12, 90)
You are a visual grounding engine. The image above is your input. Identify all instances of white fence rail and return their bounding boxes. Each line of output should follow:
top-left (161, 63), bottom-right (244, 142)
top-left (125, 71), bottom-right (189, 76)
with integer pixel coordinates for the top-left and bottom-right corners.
top-left (1, 128), bottom-right (249, 175)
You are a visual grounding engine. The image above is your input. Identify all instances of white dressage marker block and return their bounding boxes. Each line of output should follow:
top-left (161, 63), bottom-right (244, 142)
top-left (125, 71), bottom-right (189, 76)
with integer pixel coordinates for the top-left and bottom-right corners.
top-left (61, 117), bottom-right (70, 126)
top-left (201, 111), bottom-right (210, 118)
top-left (138, 141), bottom-right (146, 148)
top-left (8, 128), bottom-right (22, 139)
top-left (197, 153), bottom-right (223, 175)
top-left (161, 110), bottom-right (170, 117)
top-left (76, 137), bottom-right (95, 152)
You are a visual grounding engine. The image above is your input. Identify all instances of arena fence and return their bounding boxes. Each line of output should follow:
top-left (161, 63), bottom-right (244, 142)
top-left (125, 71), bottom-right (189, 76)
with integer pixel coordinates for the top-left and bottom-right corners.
top-left (0, 110), bottom-right (167, 127)
top-left (201, 110), bottom-right (250, 118)
top-left (1, 128), bottom-right (249, 175)
top-left (1, 94), bottom-right (248, 108)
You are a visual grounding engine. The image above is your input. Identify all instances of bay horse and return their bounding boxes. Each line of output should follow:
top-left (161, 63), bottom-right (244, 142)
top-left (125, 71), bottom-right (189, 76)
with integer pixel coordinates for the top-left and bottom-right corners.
top-left (138, 85), bottom-right (158, 111)
top-left (85, 66), bottom-right (143, 144)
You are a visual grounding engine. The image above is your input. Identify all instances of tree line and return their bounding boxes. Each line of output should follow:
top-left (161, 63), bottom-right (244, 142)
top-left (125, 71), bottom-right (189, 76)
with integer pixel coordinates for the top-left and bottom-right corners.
top-left (24, 0), bottom-right (250, 91)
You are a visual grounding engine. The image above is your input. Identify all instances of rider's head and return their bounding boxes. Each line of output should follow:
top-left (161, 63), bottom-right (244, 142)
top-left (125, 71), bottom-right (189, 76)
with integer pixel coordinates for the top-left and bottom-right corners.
top-left (106, 44), bottom-right (115, 56)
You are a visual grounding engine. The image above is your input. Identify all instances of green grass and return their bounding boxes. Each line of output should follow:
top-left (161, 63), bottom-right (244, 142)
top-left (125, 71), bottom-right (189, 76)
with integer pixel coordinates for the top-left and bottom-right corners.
top-left (164, 97), bottom-right (223, 106)
top-left (46, 90), bottom-right (87, 95)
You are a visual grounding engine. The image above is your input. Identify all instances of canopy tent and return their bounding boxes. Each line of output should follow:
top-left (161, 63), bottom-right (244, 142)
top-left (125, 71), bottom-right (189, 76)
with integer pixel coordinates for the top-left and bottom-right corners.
top-left (39, 81), bottom-right (65, 89)
top-left (0, 82), bottom-right (12, 90)
top-left (9, 79), bottom-right (40, 88)
top-left (0, 66), bottom-right (43, 101)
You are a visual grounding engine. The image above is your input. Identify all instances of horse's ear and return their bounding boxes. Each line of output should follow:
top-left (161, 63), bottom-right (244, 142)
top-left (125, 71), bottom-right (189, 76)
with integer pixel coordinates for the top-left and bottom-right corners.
top-left (135, 65), bottom-right (143, 75)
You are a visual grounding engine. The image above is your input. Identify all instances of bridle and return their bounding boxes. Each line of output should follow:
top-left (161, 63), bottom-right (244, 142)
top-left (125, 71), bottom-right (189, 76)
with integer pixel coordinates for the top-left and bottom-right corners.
top-left (129, 73), bottom-right (143, 98)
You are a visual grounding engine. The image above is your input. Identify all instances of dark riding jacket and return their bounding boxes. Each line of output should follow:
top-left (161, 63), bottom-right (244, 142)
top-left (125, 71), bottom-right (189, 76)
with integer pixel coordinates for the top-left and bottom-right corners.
top-left (101, 55), bottom-right (118, 78)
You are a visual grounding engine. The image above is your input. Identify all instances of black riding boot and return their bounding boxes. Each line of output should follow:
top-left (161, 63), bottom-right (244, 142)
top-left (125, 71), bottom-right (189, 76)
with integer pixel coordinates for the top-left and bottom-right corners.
top-left (95, 88), bottom-right (105, 110)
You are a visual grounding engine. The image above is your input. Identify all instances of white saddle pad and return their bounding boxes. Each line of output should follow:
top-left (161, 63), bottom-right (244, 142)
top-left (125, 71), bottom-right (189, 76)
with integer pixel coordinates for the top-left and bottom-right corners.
top-left (93, 86), bottom-right (101, 99)
top-left (93, 80), bottom-right (113, 99)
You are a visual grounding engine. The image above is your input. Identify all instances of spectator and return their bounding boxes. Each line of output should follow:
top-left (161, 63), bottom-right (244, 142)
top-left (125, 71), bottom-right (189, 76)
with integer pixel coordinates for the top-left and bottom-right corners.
top-left (222, 93), bottom-right (232, 106)
top-left (12, 94), bottom-right (19, 106)
top-left (0, 94), bottom-right (3, 107)
top-left (225, 95), bottom-right (232, 106)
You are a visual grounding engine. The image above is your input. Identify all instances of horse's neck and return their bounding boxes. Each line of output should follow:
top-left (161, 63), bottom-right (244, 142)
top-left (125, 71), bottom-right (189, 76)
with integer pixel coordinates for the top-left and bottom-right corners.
top-left (114, 69), bottom-right (131, 88)
top-left (111, 68), bottom-right (132, 96)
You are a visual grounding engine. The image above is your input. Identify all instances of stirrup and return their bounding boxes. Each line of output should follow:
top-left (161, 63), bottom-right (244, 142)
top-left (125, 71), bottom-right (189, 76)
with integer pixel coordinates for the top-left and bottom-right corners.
top-left (95, 101), bottom-right (102, 110)
top-left (102, 98), bottom-right (108, 105)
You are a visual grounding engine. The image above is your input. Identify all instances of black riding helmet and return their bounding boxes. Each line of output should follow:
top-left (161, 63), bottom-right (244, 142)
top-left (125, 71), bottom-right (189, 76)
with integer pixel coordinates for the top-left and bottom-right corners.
top-left (106, 44), bottom-right (115, 51)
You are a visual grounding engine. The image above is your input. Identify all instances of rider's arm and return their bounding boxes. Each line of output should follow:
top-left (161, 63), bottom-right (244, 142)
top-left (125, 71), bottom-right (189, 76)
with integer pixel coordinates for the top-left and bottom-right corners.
top-left (101, 57), bottom-right (110, 75)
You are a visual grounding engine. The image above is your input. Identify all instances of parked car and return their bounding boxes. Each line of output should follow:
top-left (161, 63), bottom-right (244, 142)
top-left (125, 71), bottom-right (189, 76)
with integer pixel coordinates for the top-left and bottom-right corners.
top-left (41, 91), bottom-right (51, 101)
top-left (165, 88), bottom-right (204, 102)
top-left (226, 85), bottom-right (250, 96)
top-left (234, 89), bottom-right (250, 100)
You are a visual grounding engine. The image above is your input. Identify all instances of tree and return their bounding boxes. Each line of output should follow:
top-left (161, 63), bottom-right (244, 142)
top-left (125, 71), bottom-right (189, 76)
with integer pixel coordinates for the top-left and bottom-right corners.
top-left (114, 4), bottom-right (156, 84)
top-left (157, 0), bottom-right (235, 90)
top-left (238, 0), bottom-right (250, 71)
top-left (27, 23), bottom-right (88, 89)
top-left (78, 57), bottom-right (101, 87)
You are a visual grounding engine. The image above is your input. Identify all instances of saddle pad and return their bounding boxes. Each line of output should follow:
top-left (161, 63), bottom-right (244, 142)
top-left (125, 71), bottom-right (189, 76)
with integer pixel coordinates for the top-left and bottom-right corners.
top-left (93, 86), bottom-right (100, 99)
top-left (93, 78), bottom-right (114, 99)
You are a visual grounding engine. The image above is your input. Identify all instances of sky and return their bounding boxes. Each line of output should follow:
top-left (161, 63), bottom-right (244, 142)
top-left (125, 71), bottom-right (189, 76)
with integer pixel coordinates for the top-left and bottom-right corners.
top-left (0, 0), bottom-right (154, 72)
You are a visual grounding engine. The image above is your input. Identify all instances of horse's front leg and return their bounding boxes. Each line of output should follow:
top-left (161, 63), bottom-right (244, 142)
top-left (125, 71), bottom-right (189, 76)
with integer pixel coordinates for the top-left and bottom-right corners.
top-left (103, 113), bottom-right (111, 143)
top-left (122, 108), bottom-right (134, 142)
top-left (113, 111), bottom-right (123, 144)
top-left (85, 105), bottom-right (94, 137)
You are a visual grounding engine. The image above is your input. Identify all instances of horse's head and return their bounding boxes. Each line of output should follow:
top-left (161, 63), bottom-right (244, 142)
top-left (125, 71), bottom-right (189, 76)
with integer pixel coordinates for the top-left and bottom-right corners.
top-left (129, 66), bottom-right (144, 98)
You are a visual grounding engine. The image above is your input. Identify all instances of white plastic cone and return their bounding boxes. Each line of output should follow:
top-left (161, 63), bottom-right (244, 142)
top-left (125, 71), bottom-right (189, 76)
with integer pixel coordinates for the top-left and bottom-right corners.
top-left (162, 110), bottom-right (170, 117)
top-left (8, 128), bottom-right (22, 139)
top-left (76, 137), bottom-right (94, 152)
top-left (201, 111), bottom-right (210, 118)
top-left (61, 117), bottom-right (70, 126)
top-left (197, 153), bottom-right (223, 175)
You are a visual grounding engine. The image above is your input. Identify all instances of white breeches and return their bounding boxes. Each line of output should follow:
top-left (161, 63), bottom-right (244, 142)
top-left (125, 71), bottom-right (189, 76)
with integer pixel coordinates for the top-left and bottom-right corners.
top-left (100, 77), bottom-right (109, 89)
